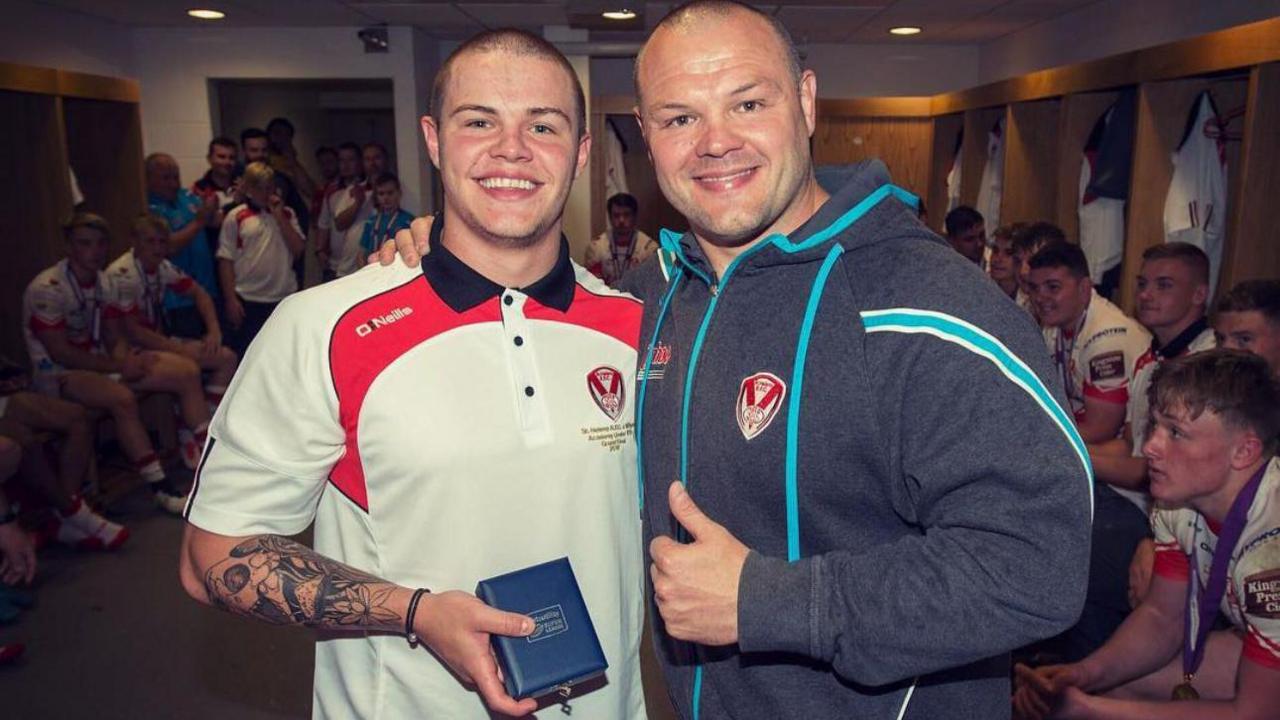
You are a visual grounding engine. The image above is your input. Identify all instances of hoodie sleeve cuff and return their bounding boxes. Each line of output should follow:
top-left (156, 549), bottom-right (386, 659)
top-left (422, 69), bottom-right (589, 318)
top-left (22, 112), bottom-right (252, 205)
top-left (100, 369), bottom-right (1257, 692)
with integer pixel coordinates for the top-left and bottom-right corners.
top-left (737, 551), bottom-right (816, 657)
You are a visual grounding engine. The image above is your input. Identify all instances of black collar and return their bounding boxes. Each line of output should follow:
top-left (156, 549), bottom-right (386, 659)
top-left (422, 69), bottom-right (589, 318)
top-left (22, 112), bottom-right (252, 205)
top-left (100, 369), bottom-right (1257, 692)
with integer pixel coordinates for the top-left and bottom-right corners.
top-left (420, 215), bottom-right (576, 313)
top-left (1155, 316), bottom-right (1210, 359)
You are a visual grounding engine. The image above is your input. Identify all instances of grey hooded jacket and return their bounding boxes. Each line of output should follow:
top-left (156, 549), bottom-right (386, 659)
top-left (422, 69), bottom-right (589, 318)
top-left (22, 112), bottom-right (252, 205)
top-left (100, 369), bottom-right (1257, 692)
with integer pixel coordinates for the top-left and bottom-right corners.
top-left (635, 160), bottom-right (1092, 719)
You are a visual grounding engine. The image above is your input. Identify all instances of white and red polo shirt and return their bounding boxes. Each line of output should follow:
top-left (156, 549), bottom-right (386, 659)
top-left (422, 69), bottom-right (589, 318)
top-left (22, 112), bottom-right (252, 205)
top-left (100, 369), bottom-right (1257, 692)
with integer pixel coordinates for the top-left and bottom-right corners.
top-left (105, 249), bottom-right (195, 331)
top-left (186, 221), bottom-right (646, 719)
top-left (216, 203), bottom-right (301, 303)
top-left (1044, 290), bottom-right (1150, 426)
top-left (1152, 457), bottom-right (1280, 672)
top-left (317, 180), bottom-right (372, 278)
top-left (22, 259), bottom-right (118, 379)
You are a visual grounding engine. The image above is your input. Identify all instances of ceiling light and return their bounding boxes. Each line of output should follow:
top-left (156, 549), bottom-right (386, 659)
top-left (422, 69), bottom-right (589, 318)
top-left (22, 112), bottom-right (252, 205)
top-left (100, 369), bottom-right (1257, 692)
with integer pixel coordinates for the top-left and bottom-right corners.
top-left (889, 26), bottom-right (922, 36)
top-left (187, 9), bottom-right (225, 20)
top-left (602, 9), bottom-right (637, 20)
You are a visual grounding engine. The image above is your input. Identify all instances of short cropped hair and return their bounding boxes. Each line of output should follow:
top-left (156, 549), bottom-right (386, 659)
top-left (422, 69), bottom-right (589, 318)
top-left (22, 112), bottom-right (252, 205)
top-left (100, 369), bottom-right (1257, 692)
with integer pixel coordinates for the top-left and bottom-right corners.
top-left (315, 146), bottom-right (337, 160)
top-left (1029, 240), bottom-right (1090, 279)
top-left (373, 172), bottom-right (400, 190)
top-left (63, 211), bottom-right (111, 243)
top-left (240, 127), bottom-right (268, 145)
top-left (241, 161), bottom-right (275, 192)
top-left (363, 142), bottom-right (388, 158)
top-left (431, 29), bottom-right (585, 139)
top-left (992, 221), bottom-right (1029, 243)
top-left (208, 136), bottom-right (237, 156)
top-left (1013, 221), bottom-right (1066, 256)
top-left (266, 117), bottom-right (295, 137)
top-left (1141, 241), bottom-right (1209, 286)
top-left (607, 193), bottom-right (638, 214)
top-left (944, 206), bottom-right (983, 238)
top-left (337, 141), bottom-right (361, 157)
top-left (1150, 348), bottom-right (1280, 456)
top-left (637, 1), bottom-right (802, 100)
top-left (1215, 279), bottom-right (1280, 325)
top-left (131, 213), bottom-right (171, 238)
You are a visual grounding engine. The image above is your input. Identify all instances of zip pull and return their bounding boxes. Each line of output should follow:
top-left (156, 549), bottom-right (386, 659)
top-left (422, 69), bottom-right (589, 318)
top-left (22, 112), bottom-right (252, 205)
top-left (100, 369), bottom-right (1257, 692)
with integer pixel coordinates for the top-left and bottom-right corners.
top-left (557, 684), bottom-right (574, 714)
top-left (710, 283), bottom-right (719, 296)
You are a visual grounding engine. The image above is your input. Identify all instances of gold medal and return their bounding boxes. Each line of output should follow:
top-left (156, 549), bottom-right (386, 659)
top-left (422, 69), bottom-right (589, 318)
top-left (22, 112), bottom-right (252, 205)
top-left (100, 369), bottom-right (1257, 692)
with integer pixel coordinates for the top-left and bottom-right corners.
top-left (1171, 675), bottom-right (1199, 701)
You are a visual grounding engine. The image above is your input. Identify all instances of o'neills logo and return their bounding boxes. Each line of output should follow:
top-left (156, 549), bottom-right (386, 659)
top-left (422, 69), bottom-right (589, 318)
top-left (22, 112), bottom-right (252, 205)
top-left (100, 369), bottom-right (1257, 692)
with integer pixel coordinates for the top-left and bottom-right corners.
top-left (1245, 569), bottom-right (1280, 619)
top-left (587, 366), bottom-right (626, 421)
top-left (356, 306), bottom-right (414, 337)
top-left (737, 372), bottom-right (786, 440)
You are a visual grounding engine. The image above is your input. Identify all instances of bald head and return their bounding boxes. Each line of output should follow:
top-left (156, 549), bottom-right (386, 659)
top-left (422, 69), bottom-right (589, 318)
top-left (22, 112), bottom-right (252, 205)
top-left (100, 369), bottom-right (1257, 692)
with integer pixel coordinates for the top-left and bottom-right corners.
top-left (635, 0), bottom-right (801, 104)
top-left (145, 152), bottom-right (182, 201)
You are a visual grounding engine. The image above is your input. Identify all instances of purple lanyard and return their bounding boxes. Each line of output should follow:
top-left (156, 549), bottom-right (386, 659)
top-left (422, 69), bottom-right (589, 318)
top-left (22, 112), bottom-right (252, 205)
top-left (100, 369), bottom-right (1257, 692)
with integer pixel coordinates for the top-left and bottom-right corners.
top-left (1182, 462), bottom-right (1269, 678)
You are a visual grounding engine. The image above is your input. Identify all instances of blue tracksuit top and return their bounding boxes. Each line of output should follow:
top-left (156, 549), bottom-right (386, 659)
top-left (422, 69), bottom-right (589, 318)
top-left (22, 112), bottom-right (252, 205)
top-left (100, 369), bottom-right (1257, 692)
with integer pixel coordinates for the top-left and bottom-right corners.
top-left (635, 160), bottom-right (1093, 719)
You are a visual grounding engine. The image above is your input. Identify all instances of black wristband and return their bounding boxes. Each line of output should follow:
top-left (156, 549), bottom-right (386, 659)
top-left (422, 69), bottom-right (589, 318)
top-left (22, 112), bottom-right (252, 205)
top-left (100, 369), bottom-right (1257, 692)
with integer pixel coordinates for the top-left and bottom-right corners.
top-left (404, 587), bottom-right (430, 646)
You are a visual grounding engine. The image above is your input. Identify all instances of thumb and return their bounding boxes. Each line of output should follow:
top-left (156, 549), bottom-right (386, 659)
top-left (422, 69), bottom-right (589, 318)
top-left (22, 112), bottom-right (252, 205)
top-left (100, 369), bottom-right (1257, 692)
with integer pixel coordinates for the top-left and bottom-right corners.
top-left (669, 481), bottom-right (719, 541)
top-left (476, 605), bottom-right (535, 637)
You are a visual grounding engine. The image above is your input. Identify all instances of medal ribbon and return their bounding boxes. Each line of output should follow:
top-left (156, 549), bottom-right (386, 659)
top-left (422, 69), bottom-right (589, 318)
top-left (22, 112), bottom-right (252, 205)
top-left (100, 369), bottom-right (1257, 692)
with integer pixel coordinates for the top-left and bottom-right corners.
top-left (64, 263), bottom-right (101, 346)
top-left (1181, 461), bottom-right (1269, 680)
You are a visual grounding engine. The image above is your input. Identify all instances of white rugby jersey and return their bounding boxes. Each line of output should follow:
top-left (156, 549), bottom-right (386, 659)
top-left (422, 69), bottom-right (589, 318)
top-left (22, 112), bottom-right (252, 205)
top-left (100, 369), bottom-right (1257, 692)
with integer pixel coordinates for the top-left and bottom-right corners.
top-left (216, 203), bottom-right (301, 303)
top-left (186, 227), bottom-right (646, 719)
top-left (1077, 156), bottom-right (1125, 284)
top-left (1152, 457), bottom-right (1280, 671)
top-left (1122, 322), bottom-right (1215, 513)
top-left (105, 249), bottom-right (195, 331)
top-left (945, 146), bottom-right (961, 215)
top-left (976, 118), bottom-right (1004, 232)
top-left (23, 259), bottom-right (116, 375)
top-left (1044, 290), bottom-right (1151, 426)
top-left (1163, 92), bottom-right (1227, 296)
top-left (317, 182), bottom-right (372, 278)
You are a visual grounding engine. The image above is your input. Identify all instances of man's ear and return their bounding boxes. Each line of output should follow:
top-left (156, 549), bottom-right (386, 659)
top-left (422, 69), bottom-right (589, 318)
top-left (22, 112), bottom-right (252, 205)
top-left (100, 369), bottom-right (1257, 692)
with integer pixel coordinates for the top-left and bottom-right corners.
top-left (573, 131), bottom-right (592, 181)
top-left (1230, 431), bottom-right (1264, 471)
top-left (799, 70), bottom-right (818, 137)
top-left (421, 115), bottom-right (442, 170)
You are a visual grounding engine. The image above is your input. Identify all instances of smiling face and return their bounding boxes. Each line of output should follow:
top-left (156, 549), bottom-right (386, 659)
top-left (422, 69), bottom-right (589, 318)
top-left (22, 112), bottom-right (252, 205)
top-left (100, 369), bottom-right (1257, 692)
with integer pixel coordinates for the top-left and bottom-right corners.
top-left (422, 48), bottom-right (589, 249)
top-left (1027, 266), bottom-right (1091, 330)
top-left (635, 9), bottom-right (818, 249)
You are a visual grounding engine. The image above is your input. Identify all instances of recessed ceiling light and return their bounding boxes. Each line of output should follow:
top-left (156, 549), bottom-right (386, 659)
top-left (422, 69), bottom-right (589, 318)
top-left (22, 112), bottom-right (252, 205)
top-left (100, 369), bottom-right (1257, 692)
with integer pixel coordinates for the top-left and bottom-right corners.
top-left (889, 26), bottom-right (922, 36)
top-left (187, 9), bottom-right (226, 20)
top-left (602, 9), bottom-right (637, 20)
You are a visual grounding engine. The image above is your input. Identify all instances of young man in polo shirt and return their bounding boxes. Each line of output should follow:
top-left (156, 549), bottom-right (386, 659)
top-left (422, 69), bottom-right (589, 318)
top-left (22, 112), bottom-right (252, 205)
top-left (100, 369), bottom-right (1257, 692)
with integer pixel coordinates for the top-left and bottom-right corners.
top-left (316, 142), bottom-right (370, 281)
top-left (215, 162), bottom-right (304, 358)
top-left (1090, 242), bottom-right (1216, 510)
top-left (1013, 349), bottom-right (1280, 720)
top-left (180, 30), bottom-right (645, 719)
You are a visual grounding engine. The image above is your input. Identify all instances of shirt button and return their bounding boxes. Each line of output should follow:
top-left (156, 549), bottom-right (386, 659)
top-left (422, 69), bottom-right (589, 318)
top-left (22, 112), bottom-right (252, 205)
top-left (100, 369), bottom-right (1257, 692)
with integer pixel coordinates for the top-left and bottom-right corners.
top-left (524, 386), bottom-right (535, 397)
top-left (513, 336), bottom-right (524, 347)
top-left (503, 295), bottom-right (514, 306)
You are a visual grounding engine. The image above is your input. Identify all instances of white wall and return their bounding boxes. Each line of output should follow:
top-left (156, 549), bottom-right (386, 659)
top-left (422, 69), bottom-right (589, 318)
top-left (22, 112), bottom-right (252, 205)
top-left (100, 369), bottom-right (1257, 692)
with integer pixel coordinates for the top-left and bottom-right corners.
top-left (131, 25), bottom-right (437, 214)
top-left (980, 0), bottom-right (1280, 84)
top-left (0, 1), bottom-right (133, 77)
top-left (591, 43), bottom-right (979, 98)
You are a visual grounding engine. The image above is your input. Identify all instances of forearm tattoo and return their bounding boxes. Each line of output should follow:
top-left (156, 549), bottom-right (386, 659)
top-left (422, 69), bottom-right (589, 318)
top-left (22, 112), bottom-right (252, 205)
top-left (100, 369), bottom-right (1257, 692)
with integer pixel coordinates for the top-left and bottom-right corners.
top-left (204, 535), bottom-right (401, 630)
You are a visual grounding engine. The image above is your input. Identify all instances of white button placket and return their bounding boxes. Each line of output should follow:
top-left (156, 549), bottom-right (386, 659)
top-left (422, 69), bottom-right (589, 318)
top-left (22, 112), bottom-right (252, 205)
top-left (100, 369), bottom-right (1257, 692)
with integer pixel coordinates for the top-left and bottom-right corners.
top-left (501, 290), bottom-right (552, 445)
